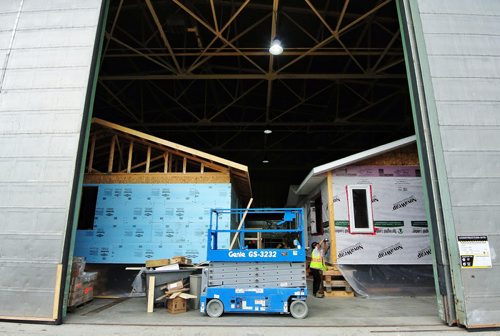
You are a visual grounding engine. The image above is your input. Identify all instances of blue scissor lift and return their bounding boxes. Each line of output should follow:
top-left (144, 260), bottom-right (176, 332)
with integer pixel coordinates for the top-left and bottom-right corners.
top-left (199, 208), bottom-right (308, 319)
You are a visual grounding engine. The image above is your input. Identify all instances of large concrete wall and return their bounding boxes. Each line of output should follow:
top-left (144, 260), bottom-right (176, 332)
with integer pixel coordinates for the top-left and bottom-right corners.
top-left (412, 0), bottom-right (500, 328)
top-left (0, 0), bottom-right (103, 321)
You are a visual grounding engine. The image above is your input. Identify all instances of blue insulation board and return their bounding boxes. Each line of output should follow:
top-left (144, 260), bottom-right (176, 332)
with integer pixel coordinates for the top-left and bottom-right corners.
top-left (74, 183), bottom-right (232, 263)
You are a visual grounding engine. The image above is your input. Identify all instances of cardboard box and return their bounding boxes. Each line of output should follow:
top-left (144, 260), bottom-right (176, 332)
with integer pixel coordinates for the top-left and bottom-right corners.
top-left (146, 258), bottom-right (170, 268)
top-left (167, 297), bottom-right (187, 314)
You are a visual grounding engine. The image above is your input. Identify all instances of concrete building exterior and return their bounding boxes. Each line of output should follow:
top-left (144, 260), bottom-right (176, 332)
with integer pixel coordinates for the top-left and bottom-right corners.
top-left (0, 0), bottom-right (499, 329)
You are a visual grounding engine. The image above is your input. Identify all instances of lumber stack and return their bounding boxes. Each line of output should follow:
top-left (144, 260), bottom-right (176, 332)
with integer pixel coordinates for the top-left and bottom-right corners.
top-left (322, 268), bottom-right (354, 298)
top-left (145, 256), bottom-right (192, 269)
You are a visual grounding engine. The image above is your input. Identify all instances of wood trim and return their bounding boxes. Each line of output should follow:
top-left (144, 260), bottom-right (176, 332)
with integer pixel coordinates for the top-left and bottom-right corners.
top-left (163, 152), bottom-right (169, 173)
top-left (147, 276), bottom-right (155, 313)
top-left (107, 135), bottom-right (116, 173)
top-left (327, 171), bottom-right (337, 267)
top-left (84, 172), bottom-right (230, 184)
top-left (145, 146), bottom-right (151, 173)
top-left (93, 118), bottom-right (248, 172)
top-left (127, 141), bottom-right (133, 173)
top-left (0, 316), bottom-right (55, 322)
top-left (52, 264), bottom-right (63, 320)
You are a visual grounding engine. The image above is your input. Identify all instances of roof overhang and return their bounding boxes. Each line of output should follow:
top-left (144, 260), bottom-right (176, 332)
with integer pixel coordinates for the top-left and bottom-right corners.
top-left (295, 135), bottom-right (416, 196)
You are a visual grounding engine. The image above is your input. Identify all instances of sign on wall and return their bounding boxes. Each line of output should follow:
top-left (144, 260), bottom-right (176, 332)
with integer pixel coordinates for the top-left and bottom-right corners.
top-left (458, 236), bottom-right (492, 268)
top-left (318, 166), bottom-right (432, 265)
top-left (74, 183), bottom-right (232, 263)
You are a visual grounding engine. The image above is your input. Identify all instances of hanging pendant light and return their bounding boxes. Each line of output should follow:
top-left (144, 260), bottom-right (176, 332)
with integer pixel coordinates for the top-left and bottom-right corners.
top-left (269, 38), bottom-right (283, 55)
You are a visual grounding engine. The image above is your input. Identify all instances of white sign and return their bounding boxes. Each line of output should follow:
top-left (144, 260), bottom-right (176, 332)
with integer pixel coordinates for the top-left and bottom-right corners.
top-left (458, 236), bottom-right (492, 268)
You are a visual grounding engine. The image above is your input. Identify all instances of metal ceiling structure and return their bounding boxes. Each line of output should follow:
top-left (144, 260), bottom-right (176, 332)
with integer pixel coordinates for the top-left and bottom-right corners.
top-left (95, 0), bottom-right (412, 206)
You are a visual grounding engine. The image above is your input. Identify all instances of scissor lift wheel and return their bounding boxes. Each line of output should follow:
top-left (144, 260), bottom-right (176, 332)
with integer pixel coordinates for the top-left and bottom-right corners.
top-left (206, 299), bottom-right (224, 318)
top-left (290, 300), bottom-right (308, 319)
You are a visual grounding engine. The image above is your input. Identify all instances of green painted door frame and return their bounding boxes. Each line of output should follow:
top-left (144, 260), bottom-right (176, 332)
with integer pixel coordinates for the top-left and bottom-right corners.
top-left (59, 0), bottom-right (110, 321)
top-left (396, 0), bottom-right (460, 326)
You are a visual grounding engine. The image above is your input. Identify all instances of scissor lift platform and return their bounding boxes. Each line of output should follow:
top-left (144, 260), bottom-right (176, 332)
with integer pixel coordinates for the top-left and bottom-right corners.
top-left (199, 208), bottom-right (308, 318)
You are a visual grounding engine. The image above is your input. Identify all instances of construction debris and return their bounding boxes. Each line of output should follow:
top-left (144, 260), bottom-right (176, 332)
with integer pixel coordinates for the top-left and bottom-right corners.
top-left (155, 279), bottom-right (197, 314)
top-left (68, 257), bottom-right (98, 310)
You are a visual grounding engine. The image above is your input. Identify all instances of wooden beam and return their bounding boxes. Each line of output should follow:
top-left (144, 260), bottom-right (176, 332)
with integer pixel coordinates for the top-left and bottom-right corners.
top-left (200, 163), bottom-right (204, 174)
top-left (112, 131), bottom-right (229, 173)
top-left (282, 12), bottom-right (319, 44)
top-left (101, 0), bottom-right (124, 67)
top-left (327, 171), bottom-right (337, 268)
top-left (147, 276), bottom-right (155, 313)
top-left (145, 146), bottom-right (151, 173)
top-left (145, 0), bottom-right (181, 73)
top-left (87, 134), bottom-right (96, 173)
top-left (187, 0), bottom-right (252, 73)
top-left (127, 141), bottom-right (133, 173)
top-left (371, 29), bottom-right (400, 72)
top-left (305, 0), bottom-right (335, 35)
top-left (209, 0), bottom-right (219, 32)
top-left (148, 81), bottom-right (201, 121)
top-left (265, 0), bottom-right (279, 121)
top-left (93, 118), bottom-right (248, 172)
top-left (101, 73), bottom-right (405, 81)
top-left (208, 80), bottom-right (264, 121)
top-left (164, 152), bottom-right (169, 173)
top-left (114, 136), bottom-right (125, 171)
top-left (270, 83), bottom-right (334, 122)
top-left (108, 135), bottom-right (116, 173)
top-left (188, 13), bottom-right (270, 73)
top-left (340, 90), bottom-right (401, 121)
top-left (106, 49), bottom-right (403, 58)
top-left (105, 34), bottom-right (175, 72)
top-left (338, 0), bottom-right (392, 36)
top-left (335, 0), bottom-right (350, 32)
top-left (0, 316), bottom-right (55, 322)
top-left (182, 157), bottom-right (187, 174)
top-left (229, 198), bottom-right (253, 250)
top-left (172, 0), bottom-right (266, 73)
top-left (120, 154), bottom-right (164, 173)
top-left (99, 80), bottom-right (141, 122)
top-left (277, 0), bottom-right (392, 74)
top-left (52, 263), bottom-right (63, 320)
top-left (84, 172), bottom-right (230, 184)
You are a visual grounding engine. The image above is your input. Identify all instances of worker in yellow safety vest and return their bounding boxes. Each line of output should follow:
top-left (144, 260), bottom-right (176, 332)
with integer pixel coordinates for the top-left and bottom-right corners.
top-left (310, 239), bottom-right (328, 298)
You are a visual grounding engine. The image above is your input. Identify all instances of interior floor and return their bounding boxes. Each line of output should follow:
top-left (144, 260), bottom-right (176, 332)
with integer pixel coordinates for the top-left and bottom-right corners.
top-left (65, 295), bottom-right (439, 327)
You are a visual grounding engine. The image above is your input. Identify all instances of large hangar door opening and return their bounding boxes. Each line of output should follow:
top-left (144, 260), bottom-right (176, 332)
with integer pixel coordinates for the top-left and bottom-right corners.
top-left (68, 0), bottom-right (452, 326)
top-left (93, 0), bottom-right (413, 207)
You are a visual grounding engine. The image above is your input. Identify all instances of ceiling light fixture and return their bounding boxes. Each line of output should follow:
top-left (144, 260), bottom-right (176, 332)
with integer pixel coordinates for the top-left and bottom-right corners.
top-left (264, 129), bottom-right (273, 134)
top-left (262, 159), bottom-right (270, 164)
top-left (269, 38), bottom-right (283, 55)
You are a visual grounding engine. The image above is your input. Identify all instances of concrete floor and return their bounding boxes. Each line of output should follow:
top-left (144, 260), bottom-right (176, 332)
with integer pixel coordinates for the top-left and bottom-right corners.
top-left (64, 295), bottom-right (442, 327)
top-left (1, 296), bottom-right (499, 335)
